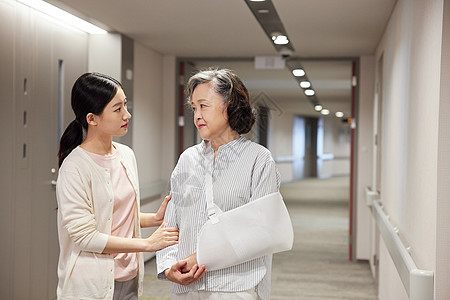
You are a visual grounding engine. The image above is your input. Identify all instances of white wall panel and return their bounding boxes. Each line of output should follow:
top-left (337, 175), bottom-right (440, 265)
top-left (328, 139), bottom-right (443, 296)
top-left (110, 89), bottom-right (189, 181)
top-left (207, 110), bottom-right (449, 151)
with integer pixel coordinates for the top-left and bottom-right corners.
top-left (160, 55), bottom-right (177, 182)
top-left (88, 33), bottom-right (121, 80)
top-left (0, 2), bottom-right (17, 299)
top-left (436, 1), bottom-right (450, 298)
top-left (0, 1), bottom-right (88, 298)
top-left (133, 41), bottom-right (164, 188)
top-left (374, 0), bottom-right (444, 298)
top-left (356, 55), bottom-right (375, 260)
top-left (269, 112), bottom-right (294, 182)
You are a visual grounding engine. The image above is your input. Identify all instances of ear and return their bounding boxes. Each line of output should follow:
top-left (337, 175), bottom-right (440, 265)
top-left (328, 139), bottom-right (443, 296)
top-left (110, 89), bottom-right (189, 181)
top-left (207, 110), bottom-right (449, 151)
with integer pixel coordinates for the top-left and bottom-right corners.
top-left (86, 113), bottom-right (98, 126)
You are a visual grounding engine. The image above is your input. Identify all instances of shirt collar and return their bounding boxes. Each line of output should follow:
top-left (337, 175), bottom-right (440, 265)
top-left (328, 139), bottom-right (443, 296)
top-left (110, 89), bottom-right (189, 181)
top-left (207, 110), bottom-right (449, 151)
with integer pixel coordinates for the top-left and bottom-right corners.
top-left (200, 136), bottom-right (245, 153)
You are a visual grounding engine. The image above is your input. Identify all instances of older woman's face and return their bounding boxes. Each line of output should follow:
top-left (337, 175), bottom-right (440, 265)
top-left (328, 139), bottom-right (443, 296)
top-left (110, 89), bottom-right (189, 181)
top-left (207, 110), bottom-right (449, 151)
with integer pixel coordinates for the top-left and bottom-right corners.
top-left (191, 82), bottom-right (230, 142)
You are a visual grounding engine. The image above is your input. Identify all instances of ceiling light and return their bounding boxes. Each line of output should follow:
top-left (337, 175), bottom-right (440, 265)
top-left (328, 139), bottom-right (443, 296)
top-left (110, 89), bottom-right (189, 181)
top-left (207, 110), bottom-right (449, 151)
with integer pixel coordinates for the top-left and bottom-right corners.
top-left (258, 9), bottom-right (270, 13)
top-left (321, 109), bottom-right (330, 115)
top-left (335, 112), bottom-right (344, 118)
top-left (314, 105), bottom-right (323, 111)
top-left (300, 81), bottom-right (311, 88)
top-left (17, 0), bottom-right (107, 34)
top-left (292, 69), bottom-right (305, 77)
top-left (273, 35), bottom-right (289, 45)
top-left (250, 0), bottom-right (266, 1)
top-left (305, 89), bottom-right (315, 96)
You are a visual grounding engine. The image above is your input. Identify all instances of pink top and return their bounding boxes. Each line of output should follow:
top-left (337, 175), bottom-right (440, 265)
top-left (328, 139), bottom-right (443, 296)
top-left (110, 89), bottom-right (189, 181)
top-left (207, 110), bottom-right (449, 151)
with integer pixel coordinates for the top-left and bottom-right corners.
top-left (83, 146), bottom-right (138, 281)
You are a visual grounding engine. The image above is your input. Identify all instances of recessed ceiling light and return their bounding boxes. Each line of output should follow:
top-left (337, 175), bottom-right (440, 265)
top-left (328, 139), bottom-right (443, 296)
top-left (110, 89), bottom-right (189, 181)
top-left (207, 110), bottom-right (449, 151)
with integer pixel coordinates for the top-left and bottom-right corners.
top-left (335, 112), bottom-right (344, 118)
top-left (321, 109), bottom-right (330, 115)
top-left (292, 69), bottom-right (305, 76)
top-left (314, 105), bottom-right (323, 111)
top-left (258, 9), bottom-right (269, 13)
top-left (273, 35), bottom-right (289, 45)
top-left (300, 81), bottom-right (311, 88)
top-left (249, 0), bottom-right (265, 2)
top-left (305, 89), bottom-right (315, 96)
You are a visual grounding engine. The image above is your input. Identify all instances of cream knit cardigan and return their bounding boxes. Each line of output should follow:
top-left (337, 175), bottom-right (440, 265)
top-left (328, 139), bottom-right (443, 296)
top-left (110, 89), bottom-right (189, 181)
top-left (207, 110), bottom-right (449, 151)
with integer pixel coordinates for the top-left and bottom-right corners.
top-left (56, 143), bottom-right (143, 299)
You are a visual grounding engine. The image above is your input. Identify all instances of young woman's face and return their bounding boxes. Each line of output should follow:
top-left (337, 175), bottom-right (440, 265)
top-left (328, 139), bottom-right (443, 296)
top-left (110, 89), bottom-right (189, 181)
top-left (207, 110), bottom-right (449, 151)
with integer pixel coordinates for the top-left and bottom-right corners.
top-left (191, 82), bottom-right (230, 142)
top-left (95, 88), bottom-right (131, 137)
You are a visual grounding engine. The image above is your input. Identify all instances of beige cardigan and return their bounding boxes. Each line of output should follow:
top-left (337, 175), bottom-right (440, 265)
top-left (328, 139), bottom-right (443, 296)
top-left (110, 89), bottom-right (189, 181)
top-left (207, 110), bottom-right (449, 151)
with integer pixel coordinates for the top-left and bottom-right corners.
top-left (56, 142), bottom-right (143, 299)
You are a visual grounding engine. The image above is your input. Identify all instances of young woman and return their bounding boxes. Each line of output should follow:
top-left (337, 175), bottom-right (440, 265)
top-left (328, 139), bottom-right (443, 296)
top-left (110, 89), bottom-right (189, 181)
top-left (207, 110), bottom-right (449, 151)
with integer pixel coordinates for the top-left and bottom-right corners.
top-left (56, 72), bottom-right (178, 299)
top-left (156, 68), bottom-right (281, 300)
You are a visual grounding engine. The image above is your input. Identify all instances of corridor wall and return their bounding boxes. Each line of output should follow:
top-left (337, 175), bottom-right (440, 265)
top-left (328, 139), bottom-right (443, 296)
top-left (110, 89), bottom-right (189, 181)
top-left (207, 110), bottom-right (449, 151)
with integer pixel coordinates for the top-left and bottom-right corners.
top-left (132, 42), bottom-right (177, 260)
top-left (356, 55), bottom-right (375, 261)
top-left (0, 1), bottom-right (89, 298)
top-left (268, 112), bottom-right (295, 183)
top-left (436, 1), bottom-right (450, 298)
top-left (319, 117), bottom-right (351, 178)
top-left (269, 112), bottom-right (352, 183)
top-left (133, 45), bottom-right (177, 191)
top-left (373, 0), bottom-right (449, 299)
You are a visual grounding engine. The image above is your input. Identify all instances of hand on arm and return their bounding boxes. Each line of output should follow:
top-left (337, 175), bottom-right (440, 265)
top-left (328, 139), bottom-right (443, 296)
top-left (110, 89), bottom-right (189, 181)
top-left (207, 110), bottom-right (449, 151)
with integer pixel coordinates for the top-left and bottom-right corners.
top-left (140, 194), bottom-right (171, 228)
top-left (181, 253), bottom-right (198, 273)
top-left (164, 259), bottom-right (206, 286)
top-left (103, 221), bottom-right (178, 254)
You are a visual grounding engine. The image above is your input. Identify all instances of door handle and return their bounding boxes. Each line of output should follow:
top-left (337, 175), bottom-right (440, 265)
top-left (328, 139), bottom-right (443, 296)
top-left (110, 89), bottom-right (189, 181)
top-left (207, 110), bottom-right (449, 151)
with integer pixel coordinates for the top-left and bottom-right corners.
top-left (51, 168), bottom-right (57, 188)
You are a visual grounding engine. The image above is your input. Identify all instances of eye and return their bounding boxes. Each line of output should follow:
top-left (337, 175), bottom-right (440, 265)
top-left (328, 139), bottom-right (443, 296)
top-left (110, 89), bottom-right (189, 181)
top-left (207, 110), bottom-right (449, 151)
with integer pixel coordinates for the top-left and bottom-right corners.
top-left (115, 107), bottom-right (121, 112)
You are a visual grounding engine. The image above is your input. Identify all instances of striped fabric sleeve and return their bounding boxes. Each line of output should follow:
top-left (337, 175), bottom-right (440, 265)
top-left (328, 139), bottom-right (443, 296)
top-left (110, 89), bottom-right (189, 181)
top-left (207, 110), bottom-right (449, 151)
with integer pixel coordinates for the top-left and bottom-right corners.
top-left (250, 152), bottom-right (281, 201)
top-left (156, 168), bottom-right (180, 279)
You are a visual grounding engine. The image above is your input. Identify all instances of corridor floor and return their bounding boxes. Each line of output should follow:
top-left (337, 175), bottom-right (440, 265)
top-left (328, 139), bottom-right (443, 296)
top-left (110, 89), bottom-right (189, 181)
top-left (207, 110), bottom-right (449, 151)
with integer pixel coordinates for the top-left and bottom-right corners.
top-left (140, 177), bottom-right (378, 299)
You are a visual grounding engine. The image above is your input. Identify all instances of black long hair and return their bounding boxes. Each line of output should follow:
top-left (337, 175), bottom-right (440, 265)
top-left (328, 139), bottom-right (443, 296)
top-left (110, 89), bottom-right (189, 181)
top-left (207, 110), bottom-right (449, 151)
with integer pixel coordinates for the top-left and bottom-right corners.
top-left (57, 72), bottom-right (122, 167)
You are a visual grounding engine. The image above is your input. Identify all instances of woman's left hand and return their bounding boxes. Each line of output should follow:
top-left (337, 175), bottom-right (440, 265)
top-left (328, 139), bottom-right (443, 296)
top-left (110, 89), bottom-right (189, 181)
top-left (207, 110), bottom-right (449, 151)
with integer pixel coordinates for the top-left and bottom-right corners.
top-left (154, 194), bottom-right (171, 225)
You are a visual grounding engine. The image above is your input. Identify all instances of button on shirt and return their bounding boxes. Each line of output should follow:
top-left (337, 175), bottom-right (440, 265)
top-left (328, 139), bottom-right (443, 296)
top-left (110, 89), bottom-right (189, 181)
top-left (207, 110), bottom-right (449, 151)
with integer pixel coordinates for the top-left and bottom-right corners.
top-left (156, 137), bottom-right (280, 300)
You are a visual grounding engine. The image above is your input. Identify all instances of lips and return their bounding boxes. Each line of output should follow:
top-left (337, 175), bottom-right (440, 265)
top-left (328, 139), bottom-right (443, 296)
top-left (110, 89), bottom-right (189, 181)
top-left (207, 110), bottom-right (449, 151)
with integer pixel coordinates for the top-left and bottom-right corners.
top-left (122, 123), bottom-right (128, 128)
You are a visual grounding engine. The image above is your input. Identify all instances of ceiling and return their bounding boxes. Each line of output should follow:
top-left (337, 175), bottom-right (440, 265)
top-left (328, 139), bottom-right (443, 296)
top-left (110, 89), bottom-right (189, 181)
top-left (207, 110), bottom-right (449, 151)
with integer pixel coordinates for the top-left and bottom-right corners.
top-left (46, 0), bottom-right (397, 117)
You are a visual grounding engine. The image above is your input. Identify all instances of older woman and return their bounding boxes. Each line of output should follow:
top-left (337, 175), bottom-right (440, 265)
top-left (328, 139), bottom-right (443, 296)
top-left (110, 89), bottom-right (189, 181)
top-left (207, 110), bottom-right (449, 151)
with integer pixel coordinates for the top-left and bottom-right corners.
top-left (156, 68), bottom-right (280, 300)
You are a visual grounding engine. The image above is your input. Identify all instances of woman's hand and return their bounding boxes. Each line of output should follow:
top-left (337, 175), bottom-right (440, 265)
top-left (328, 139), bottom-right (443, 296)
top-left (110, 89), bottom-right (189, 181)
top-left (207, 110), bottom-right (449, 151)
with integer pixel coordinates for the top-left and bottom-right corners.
top-left (102, 222), bottom-right (178, 254)
top-left (145, 221), bottom-right (179, 252)
top-left (164, 260), bottom-right (206, 286)
top-left (154, 194), bottom-right (171, 225)
top-left (140, 194), bottom-right (172, 228)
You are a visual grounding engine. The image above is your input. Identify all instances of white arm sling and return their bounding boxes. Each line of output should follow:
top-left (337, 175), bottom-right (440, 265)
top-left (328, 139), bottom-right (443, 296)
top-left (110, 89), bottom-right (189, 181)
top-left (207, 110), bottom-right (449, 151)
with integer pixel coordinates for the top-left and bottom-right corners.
top-left (196, 154), bottom-right (294, 271)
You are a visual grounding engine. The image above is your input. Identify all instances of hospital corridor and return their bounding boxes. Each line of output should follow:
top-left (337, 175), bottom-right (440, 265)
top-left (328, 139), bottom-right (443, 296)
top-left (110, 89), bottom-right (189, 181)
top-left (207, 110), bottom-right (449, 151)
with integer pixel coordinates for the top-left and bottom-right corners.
top-left (1, 0), bottom-right (450, 299)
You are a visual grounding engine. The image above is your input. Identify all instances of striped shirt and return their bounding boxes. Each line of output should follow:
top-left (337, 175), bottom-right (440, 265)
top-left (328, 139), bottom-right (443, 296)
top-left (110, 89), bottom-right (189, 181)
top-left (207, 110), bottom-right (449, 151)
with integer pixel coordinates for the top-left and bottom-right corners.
top-left (156, 136), bottom-right (280, 300)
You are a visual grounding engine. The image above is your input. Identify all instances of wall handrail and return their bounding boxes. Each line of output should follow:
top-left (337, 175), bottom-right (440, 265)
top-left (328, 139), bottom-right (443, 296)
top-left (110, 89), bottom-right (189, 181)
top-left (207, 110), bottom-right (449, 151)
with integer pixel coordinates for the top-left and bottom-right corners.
top-left (372, 200), bottom-right (434, 300)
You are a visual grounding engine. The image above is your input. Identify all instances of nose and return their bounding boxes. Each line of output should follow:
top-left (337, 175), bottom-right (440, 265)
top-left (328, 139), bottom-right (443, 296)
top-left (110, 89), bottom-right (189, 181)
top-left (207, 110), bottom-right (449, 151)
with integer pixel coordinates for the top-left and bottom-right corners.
top-left (124, 107), bottom-right (132, 120)
top-left (194, 109), bottom-right (202, 121)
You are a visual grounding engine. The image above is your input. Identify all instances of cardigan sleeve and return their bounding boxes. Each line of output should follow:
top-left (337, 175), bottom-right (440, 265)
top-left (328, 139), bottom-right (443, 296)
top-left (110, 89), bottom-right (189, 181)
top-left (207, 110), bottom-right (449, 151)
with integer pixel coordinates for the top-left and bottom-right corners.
top-left (56, 167), bottom-right (109, 253)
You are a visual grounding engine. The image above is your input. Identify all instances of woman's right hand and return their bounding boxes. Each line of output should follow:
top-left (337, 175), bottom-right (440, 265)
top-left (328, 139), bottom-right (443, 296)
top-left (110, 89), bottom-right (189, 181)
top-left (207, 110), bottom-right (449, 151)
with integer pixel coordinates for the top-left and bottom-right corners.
top-left (146, 221), bottom-right (179, 252)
